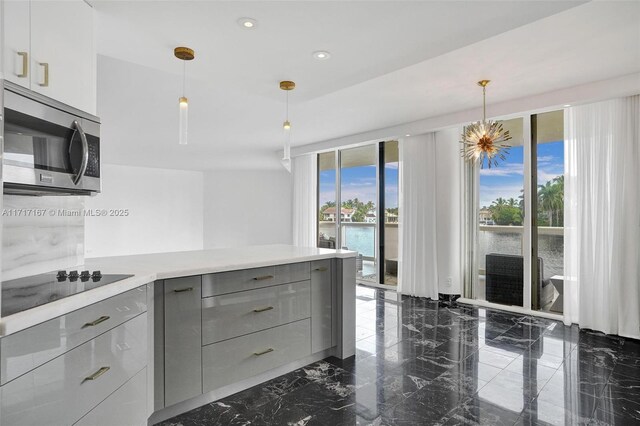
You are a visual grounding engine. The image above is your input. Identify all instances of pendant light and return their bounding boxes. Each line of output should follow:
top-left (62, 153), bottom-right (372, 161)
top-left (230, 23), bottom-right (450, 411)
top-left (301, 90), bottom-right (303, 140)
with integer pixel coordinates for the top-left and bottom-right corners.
top-left (174, 47), bottom-right (195, 145)
top-left (460, 80), bottom-right (512, 168)
top-left (280, 80), bottom-right (295, 170)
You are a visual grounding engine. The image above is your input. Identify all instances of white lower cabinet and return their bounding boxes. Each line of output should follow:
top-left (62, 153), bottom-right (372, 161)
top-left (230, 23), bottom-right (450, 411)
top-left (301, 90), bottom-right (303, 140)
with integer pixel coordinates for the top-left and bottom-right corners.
top-left (0, 313), bottom-right (147, 426)
top-left (202, 319), bottom-right (312, 392)
top-left (75, 367), bottom-right (148, 426)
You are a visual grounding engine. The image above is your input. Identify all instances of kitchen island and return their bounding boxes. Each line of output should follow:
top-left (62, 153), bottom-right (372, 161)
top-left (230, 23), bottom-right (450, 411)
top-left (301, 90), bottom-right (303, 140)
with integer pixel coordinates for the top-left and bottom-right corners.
top-left (0, 245), bottom-right (356, 426)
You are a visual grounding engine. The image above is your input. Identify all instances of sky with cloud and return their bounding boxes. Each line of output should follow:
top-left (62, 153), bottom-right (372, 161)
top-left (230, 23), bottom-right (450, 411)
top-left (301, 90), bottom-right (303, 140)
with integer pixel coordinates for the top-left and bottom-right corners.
top-left (318, 140), bottom-right (562, 212)
top-left (479, 140), bottom-right (564, 208)
top-left (319, 163), bottom-right (398, 210)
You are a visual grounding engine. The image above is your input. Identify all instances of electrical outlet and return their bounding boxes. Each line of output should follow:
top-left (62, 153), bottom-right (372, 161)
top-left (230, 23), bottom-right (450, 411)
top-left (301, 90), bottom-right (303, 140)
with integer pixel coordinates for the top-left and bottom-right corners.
top-left (446, 277), bottom-right (452, 287)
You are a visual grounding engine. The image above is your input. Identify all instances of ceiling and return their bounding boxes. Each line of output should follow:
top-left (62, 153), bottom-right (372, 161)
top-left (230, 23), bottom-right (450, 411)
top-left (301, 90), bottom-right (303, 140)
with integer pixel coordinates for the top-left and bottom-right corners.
top-left (91, 1), bottom-right (640, 171)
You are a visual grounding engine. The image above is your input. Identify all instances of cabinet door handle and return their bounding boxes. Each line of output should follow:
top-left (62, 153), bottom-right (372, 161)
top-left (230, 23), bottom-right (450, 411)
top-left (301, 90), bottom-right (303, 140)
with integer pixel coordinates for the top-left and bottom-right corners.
top-left (82, 315), bottom-right (110, 328)
top-left (313, 267), bottom-right (328, 272)
top-left (82, 366), bottom-right (110, 383)
top-left (253, 348), bottom-right (274, 356)
top-left (253, 306), bottom-right (274, 313)
top-left (174, 287), bottom-right (193, 293)
top-left (253, 275), bottom-right (274, 281)
top-left (38, 62), bottom-right (49, 87)
top-left (17, 52), bottom-right (28, 78)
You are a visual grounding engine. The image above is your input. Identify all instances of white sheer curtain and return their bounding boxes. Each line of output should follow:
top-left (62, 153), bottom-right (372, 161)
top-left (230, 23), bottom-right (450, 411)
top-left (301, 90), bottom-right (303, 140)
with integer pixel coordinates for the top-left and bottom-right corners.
top-left (292, 154), bottom-right (318, 247)
top-left (398, 133), bottom-right (439, 299)
top-left (564, 95), bottom-right (640, 338)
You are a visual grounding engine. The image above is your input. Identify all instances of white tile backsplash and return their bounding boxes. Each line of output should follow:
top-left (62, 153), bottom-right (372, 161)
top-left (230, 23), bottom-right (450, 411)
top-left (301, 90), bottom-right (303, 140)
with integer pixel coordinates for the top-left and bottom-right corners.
top-left (2, 195), bottom-right (85, 281)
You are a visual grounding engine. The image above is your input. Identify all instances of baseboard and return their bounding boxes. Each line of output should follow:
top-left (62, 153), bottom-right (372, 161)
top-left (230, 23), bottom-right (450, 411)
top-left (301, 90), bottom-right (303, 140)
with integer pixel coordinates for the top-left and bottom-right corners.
top-left (438, 293), bottom-right (461, 302)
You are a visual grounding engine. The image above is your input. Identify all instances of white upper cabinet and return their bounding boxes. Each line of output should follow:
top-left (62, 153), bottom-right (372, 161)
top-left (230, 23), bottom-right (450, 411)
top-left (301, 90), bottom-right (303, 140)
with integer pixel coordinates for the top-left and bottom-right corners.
top-left (2, 0), bottom-right (97, 114)
top-left (3, 0), bottom-right (31, 89)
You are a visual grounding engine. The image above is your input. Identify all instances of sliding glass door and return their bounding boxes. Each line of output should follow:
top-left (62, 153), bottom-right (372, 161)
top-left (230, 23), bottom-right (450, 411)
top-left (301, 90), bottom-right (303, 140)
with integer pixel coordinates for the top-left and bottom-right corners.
top-left (317, 141), bottom-right (399, 288)
top-left (469, 110), bottom-right (564, 314)
top-left (382, 141), bottom-right (399, 285)
top-left (476, 118), bottom-right (525, 307)
top-left (532, 110), bottom-right (565, 313)
top-left (340, 145), bottom-right (378, 283)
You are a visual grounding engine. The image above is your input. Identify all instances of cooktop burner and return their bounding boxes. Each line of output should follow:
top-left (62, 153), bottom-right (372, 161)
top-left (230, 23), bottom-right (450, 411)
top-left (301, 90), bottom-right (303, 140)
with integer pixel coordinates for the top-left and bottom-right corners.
top-left (1, 270), bottom-right (134, 317)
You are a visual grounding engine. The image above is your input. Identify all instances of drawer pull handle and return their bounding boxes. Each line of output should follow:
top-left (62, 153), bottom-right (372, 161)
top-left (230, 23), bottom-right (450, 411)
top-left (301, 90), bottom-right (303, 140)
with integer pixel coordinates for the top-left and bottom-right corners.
top-left (253, 348), bottom-right (274, 356)
top-left (82, 316), bottom-right (110, 328)
top-left (313, 267), bottom-right (328, 272)
top-left (253, 306), bottom-right (274, 313)
top-left (17, 52), bottom-right (28, 78)
top-left (38, 62), bottom-right (49, 87)
top-left (253, 275), bottom-right (274, 281)
top-left (82, 366), bottom-right (110, 383)
top-left (174, 287), bottom-right (193, 293)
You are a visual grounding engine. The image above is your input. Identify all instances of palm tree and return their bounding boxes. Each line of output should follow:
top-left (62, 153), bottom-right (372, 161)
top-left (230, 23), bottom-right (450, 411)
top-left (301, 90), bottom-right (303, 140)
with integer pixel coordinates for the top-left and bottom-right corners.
top-left (538, 181), bottom-right (562, 226)
top-left (491, 197), bottom-right (507, 210)
top-left (507, 198), bottom-right (518, 208)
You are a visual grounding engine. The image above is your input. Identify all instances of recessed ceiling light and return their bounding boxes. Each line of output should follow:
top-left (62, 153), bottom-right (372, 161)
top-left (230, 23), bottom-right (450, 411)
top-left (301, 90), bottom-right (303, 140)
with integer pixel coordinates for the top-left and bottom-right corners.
top-left (312, 51), bottom-right (331, 60)
top-left (563, 104), bottom-right (571, 107)
top-left (238, 18), bottom-right (257, 29)
top-left (405, 134), bottom-right (411, 137)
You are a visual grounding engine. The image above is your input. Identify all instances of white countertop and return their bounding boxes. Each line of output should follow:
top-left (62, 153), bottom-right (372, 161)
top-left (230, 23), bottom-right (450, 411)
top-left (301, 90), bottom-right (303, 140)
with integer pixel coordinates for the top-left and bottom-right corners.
top-left (0, 245), bottom-right (356, 336)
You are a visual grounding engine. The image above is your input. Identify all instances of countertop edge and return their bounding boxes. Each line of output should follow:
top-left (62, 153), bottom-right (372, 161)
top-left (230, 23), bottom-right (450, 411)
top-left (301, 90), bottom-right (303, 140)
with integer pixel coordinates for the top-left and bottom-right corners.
top-left (0, 273), bottom-right (157, 337)
top-left (0, 249), bottom-right (356, 337)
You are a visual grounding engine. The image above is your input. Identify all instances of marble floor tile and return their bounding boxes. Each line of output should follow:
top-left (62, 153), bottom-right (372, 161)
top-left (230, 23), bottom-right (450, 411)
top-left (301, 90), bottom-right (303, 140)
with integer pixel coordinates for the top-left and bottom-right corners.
top-left (159, 285), bottom-right (640, 426)
top-left (443, 396), bottom-right (523, 426)
top-left (471, 347), bottom-right (519, 369)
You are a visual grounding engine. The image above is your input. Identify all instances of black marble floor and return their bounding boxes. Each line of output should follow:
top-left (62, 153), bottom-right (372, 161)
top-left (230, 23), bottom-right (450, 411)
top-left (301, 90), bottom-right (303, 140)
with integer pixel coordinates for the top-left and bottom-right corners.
top-left (158, 286), bottom-right (640, 426)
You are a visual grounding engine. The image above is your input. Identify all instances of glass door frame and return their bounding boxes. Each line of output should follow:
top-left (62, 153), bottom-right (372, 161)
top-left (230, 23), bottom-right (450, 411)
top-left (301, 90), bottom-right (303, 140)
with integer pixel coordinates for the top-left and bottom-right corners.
top-left (317, 141), bottom-right (397, 290)
top-left (463, 109), bottom-right (564, 319)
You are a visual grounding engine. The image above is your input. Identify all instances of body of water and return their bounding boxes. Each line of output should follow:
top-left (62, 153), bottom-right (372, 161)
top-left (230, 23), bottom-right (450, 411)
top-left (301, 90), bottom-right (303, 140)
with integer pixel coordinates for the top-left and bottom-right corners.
top-left (334, 224), bottom-right (564, 279)
top-left (479, 231), bottom-right (564, 278)
top-left (343, 226), bottom-right (375, 258)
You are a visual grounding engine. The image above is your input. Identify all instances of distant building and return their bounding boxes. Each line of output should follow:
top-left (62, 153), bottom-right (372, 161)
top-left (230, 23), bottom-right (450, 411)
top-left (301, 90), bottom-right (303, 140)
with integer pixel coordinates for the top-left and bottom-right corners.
top-left (479, 208), bottom-right (493, 225)
top-left (385, 211), bottom-right (399, 223)
top-left (323, 207), bottom-right (354, 222)
top-left (365, 210), bottom-right (376, 223)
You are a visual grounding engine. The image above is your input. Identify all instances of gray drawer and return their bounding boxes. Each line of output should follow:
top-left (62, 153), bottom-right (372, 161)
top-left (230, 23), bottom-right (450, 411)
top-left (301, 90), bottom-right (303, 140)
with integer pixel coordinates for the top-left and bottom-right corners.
top-left (202, 281), bottom-right (311, 345)
top-left (74, 367), bottom-right (147, 426)
top-left (202, 319), bottom-right (311, 392)
top-left (1, 313), bottom-right (147, 426)
top-left (202, 262), bottom-right (310, 297)
top-left (1, 285), bottom-right (147, 385)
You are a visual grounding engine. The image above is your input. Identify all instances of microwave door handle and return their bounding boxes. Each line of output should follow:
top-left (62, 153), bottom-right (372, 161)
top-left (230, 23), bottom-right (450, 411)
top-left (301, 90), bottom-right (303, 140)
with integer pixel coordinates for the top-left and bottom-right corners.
top-left (70, 120), bottom-right (89, 185)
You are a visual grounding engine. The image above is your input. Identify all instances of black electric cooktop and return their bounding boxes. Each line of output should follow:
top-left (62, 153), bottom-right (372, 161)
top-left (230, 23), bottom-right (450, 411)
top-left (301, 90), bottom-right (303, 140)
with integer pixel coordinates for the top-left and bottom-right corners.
top-left (2, 270), bottom-right (133, 317)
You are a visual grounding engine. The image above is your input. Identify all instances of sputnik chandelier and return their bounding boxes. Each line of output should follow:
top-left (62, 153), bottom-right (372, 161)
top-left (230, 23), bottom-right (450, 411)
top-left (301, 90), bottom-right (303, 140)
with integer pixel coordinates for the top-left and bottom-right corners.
top-left (460, 80), bottom-right (511, 168)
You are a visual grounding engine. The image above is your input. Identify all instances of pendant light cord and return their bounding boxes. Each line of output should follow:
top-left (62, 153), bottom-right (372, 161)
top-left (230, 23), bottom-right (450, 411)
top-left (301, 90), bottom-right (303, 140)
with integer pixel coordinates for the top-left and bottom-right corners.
top-left (182, 60), bottom-right (186, 97)
top-left (482, 85), bottom-right (486, 122)
top-left (286, 90), bottom-right (289, 121)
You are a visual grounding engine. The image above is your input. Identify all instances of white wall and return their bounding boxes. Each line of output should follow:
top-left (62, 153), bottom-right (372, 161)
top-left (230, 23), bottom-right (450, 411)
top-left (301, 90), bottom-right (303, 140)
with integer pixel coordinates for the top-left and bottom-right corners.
top-left (203, 169), bottom-right (292, 249)
top-left (85, 164), bottom-right (204, 258)
top-left (435, 127), bottom-right (463, 295)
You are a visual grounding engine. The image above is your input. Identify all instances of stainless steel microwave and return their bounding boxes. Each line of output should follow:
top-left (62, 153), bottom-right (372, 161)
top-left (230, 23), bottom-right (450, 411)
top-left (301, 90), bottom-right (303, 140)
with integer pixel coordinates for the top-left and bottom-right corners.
top-left (2, 81), bottom-right (101, 196)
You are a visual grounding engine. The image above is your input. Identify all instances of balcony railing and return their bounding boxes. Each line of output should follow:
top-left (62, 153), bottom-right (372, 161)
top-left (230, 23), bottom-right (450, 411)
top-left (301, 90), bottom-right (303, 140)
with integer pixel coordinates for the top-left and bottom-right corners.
top-left (318, 221), bottom-right (398, 261)
top-left (478, 225), bottom-right (564, 278)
